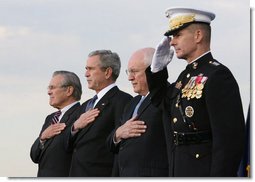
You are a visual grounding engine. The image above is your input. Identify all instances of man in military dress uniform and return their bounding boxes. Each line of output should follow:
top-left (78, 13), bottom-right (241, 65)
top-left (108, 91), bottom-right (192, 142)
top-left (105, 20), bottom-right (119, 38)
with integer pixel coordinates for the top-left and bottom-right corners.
top-left (146, 7), bottom-right (245, 177)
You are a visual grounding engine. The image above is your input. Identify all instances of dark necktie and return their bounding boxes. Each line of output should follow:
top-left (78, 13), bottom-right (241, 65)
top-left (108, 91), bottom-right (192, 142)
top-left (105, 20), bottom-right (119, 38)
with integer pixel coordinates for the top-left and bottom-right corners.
top-left (85, 95), bottom-right (98, 111)
top-left (52, 110), bottom-right (62, 124)
top-left (132, 96), bottom-right (145, 117)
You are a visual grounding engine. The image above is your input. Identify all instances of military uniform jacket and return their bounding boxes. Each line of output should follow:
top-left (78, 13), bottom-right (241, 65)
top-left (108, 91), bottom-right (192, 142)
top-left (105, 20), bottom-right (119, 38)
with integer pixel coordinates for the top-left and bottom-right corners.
top-left (146, 52), bottom-right (245, 177)
top-left (108, 94), bottom-right (169, 177)
top-left (30, 103), bottom-right (80, 177)
top-left (66, 86), bottom-right (132, 177)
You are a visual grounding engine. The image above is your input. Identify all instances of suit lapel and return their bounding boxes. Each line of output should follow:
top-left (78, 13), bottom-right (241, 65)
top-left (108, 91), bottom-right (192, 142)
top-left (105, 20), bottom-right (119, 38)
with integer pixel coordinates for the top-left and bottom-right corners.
top-left (136, 94), bottom-right (151, 120)
top-left (60, 103), bottom-right (80, 125)
top-left (125, 96), bottom-right (141, 120)
top-left (75, 86), bottom-right (119, 143)
top-left (38, 117), bottom-right (52, 160)
top-left (39, 103), bottom-right (80, 160)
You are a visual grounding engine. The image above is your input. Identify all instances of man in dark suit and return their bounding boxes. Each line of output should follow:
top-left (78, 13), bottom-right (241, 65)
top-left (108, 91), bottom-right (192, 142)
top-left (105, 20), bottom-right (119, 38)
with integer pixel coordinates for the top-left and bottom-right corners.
top-left (30, 71), bottom-right (82, 177)
top-left (146, 7), bottom-right (245, 177)
top-left (66, 50), bottom-right (132, 177)
top-left (108, 48), bottom-right (168, 177)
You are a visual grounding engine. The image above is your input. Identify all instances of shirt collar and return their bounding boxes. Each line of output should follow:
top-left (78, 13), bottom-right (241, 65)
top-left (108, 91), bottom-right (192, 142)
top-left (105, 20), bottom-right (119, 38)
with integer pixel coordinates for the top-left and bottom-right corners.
top-left (188, 51), bottom-right (211, 65)
top-left (142, 92), bottom-right (150, 98)
top-left (59, 101), bottom-right (79, 120)
top-left (94, 83), bottom-right (116, 106)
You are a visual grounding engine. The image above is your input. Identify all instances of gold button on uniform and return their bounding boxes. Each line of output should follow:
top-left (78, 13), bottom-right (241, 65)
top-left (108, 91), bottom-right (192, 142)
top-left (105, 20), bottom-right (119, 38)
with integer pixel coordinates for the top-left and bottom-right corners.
top-left (173, 118), bottom-right (178, 123)
top-left (195, 154), bottom-right (200, 159)
top-left (186, 73), bottom-right (190, 78)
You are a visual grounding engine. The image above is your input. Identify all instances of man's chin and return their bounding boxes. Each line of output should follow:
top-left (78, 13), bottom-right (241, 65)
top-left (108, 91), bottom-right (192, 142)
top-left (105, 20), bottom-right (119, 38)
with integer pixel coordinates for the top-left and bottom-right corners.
top-left (133, 88), bottom-right (138, 93)
top-left (88, 85), bottom-right (93, 90)
top-left (49, 102), bottom-right (56, 108)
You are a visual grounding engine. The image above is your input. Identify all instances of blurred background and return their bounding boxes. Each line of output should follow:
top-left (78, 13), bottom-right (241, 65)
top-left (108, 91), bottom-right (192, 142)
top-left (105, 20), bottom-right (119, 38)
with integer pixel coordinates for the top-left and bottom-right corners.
top-left (0, 0), bottom-right (250, 177)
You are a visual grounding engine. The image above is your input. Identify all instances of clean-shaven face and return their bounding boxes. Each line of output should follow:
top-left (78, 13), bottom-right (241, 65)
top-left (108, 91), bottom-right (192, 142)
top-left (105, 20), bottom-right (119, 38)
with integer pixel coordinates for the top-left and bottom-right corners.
top-left (170, 26), bottom-right (197, 62)
top-left (127, 53), bottom-right (148, 96)
top-left (85, 55), bottom-right (108, 93)
top-left (47, 75), bottom-right (69, 109)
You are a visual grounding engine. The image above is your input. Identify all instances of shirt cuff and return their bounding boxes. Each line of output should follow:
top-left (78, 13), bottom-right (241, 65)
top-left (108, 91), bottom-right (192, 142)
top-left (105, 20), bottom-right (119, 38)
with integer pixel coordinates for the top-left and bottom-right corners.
top-left (71, 125), bottom-right (79, 136)
top-left (113, 133), bottom-right (121, 145)
top-left (39, 139), bottom-right (46, 149)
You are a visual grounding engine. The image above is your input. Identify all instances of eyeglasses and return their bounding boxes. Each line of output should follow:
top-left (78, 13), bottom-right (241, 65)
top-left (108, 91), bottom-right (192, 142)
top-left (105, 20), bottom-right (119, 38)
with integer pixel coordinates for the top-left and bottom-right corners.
top-left (47, 85), bottom-right (69, 90)
top-left (125, 69), bottom-right (143, 76)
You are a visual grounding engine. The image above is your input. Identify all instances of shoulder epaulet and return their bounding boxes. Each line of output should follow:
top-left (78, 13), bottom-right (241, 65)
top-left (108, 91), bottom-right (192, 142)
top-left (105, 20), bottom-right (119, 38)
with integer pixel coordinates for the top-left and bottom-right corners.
top-left (209, 60), bottom-right (220, 66)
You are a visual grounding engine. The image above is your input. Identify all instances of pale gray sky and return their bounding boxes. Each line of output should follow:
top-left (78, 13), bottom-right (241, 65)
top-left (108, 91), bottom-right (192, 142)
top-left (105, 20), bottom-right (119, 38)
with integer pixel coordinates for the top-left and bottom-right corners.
top-left (0, 0), bottom-right (250, 177)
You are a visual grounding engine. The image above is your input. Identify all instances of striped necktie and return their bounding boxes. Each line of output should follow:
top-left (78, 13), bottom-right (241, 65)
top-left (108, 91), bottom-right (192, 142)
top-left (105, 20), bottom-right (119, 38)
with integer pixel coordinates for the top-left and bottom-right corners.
top-left (52, 110), bottom-right (62, 124)
top-left (85, 95), bottom-right (98, 111)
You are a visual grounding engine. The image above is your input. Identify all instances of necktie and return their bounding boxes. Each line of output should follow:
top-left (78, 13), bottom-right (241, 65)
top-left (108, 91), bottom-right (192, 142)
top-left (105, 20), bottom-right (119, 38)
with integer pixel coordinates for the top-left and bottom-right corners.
top-left (52, 110), bottom-right (62, 124)
top-left (132, 96), bottom-right (145, 117)
top-left (85, 95), bottom-right (98, 111)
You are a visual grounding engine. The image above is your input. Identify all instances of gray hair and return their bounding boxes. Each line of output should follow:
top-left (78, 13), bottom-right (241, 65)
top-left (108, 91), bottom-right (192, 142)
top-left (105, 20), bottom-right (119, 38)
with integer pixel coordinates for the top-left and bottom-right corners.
top-left (53, 70), bottom-right (82, 101)
top-left (88, 50), bottom-right (121, 81)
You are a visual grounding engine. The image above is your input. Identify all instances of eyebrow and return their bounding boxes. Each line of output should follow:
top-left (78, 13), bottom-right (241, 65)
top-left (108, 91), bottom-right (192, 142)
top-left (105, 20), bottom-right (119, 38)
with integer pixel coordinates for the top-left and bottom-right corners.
top-left (85, 66), bottom-right (95, 70)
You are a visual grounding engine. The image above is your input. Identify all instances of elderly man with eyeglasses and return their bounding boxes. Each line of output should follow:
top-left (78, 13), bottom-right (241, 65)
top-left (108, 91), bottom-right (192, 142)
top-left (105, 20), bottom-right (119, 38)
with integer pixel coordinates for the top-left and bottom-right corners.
top-left (30, 71), bottom-right (82, 177)
top-left (107, 47), bottom-right (169, 177)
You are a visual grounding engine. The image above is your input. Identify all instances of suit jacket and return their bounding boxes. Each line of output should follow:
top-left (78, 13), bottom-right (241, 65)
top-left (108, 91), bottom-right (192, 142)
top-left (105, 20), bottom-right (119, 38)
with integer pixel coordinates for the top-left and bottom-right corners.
top-left (30, 102), bottom-right (80, 177)
top-left (146, 52), bottom-right (245, 177)
top-left (66, 86), bottom-right (132, 177)
top-left (108, 94), bottom-right (169, 177)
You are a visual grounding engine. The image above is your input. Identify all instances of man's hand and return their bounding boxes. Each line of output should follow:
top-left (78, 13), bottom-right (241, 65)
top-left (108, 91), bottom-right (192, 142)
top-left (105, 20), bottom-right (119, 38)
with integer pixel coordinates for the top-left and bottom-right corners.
top-left (114, 117), bottom-right (147, 143)
top-left (73, 108), bottom-right (100, 131)
top-left (151, 36), bottom-right (174, 73)
top-left (40, 123), bottom-right (66, 141)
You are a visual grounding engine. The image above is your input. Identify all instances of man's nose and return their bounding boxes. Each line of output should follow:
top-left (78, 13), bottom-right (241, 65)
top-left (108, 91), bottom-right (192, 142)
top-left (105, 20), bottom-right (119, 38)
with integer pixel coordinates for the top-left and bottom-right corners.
top-left (128, 74), bottom-right (134, 81)
top-left (85, 70), bottom-right (89, 77)
top-left (48, 90), bottom-right (52, 95)
top-left (170, 37), bottom-right (176, 46)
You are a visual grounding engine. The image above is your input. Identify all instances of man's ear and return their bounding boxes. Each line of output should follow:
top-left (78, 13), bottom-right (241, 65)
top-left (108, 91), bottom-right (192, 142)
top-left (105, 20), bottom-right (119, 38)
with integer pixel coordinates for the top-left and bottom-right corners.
top-left (105, 67), bottom-right (113, 79)
top-left (195, 29), bottom-right (203, 43)
top-left (66, 86), bottom-right (74, 97)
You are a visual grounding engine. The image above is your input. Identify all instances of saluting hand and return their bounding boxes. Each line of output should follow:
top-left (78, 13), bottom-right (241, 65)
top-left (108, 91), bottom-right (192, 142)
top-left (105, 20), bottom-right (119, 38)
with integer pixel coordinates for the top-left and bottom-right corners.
top-left (151, 36), bottom-right (174, 73)
top-left (114, 117), bottom-right (147, 143)
top-left (40, 123), bottom-right (66, 141)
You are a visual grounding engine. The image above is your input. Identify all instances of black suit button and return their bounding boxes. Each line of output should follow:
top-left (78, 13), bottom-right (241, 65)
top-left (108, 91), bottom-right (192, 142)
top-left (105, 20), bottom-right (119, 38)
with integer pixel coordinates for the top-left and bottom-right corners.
top-left (120, 147), bottom-right (123, 151)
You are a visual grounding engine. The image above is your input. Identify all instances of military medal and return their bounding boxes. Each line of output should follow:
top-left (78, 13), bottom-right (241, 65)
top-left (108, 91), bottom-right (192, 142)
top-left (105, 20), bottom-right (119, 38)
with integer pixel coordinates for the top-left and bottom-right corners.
top-left (196, 83), bottom-right (204, 90)
top-left (196, 90), bottom-right (202, 95)
top-left (187, 89), bottom-right (193, 98)
top-left (185, 106), bottom-right (194, 118)
top-left (181, 74), bottom-right (208, 100)
top-left (191, 89), bottom-right (196, 99)
top-left (196, 93), bottom-right (202, 99)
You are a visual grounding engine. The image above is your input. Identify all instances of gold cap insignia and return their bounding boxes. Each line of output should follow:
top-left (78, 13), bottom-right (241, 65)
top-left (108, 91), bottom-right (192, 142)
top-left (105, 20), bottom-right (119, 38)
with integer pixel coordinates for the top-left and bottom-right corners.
top-left (169, 14), bottom-right (195, 32)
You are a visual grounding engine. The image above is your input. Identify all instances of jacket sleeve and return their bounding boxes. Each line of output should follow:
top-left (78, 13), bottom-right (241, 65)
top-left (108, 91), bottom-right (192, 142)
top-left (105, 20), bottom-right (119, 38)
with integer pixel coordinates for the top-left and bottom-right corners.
top-left (205, 67), bottom-right (245, 176)
top-left (30, 115), bottom-right (51, 163)
top-left (107, 128), bottom-right (121, 153)
top-left (30, 137), bottom-right (42, 163)
top-left (145, 66), bottom-right (169, 106)
top-left (64, 104), bottom-right (84, 152)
